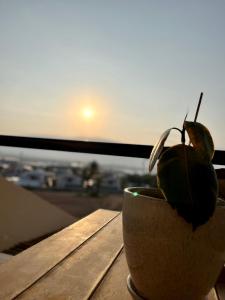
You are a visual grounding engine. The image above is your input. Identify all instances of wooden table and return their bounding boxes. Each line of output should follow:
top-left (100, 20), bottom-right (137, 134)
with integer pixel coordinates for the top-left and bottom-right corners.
top-left (0, 209), bottom-right (224, 300)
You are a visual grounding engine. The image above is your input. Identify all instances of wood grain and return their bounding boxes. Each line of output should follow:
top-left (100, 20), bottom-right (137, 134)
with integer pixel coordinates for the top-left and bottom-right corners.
top-left (0, 209), bottom-right (119, 300)
top-left (90, 250), bottom-right (131, 300)
top-left (0, 208), bottom-right (223, 300)
top-left (17, 214), bottom-right (123, 299)
top-left (91, 249), bottom-right (218, 300)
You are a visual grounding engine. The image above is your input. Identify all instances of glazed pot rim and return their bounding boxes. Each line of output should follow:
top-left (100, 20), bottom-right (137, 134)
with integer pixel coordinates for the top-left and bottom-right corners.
top-left (124, 187), bottom-right (225, 207)
top-left (124, 187), bottom-right (165, 201)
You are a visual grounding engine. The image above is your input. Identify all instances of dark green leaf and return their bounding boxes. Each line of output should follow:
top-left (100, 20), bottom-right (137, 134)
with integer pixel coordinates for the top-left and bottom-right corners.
top-left (157, 144), bottom-right (218, 229)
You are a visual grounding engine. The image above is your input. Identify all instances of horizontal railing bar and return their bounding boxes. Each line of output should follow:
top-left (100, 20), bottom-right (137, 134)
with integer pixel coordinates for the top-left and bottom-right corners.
top-left (0, 135), bottom-right (152, 159)
top-left (0, 135), bottom-right (224, 165)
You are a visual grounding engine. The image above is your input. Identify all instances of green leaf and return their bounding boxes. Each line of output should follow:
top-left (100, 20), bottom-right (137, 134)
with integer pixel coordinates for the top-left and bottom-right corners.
top-left (184, 121), bottom-right (214, 162)
top-left (157, 144), bottom-right (218, 229)
top-left (149, 128), bottom-right (173, 172)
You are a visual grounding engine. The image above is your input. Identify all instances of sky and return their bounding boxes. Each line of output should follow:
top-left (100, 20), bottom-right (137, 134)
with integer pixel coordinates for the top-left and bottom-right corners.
top-left (1, 0), bottom-right (225, 152)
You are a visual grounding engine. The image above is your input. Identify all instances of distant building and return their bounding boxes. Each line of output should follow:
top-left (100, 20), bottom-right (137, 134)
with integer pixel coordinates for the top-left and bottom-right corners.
top-left (100, 172), bottom-right (121, 193)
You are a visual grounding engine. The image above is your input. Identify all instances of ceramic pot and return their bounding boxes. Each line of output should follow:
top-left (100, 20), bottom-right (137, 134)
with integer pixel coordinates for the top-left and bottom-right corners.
top-left (123, 187), bottom-right (225, 300)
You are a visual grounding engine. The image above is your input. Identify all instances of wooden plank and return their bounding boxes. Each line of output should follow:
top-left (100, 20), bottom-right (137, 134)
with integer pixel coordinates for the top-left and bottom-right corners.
top-left (0, 209), bottom-right (119, 300)
top-left (91, 250), bottom-right (218, 300)
top-left (90, 250), bottom-right (131, 300)
top-left (16, 213), bottom-right (123, 299)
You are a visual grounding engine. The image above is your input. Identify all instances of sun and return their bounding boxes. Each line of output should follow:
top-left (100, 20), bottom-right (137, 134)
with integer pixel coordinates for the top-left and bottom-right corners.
top-left (82, 107), bottom-right (94, 120)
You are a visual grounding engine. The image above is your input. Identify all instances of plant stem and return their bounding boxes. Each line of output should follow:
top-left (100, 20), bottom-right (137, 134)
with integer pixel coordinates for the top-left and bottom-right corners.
top-left (172, 127), bottom-right (186, 144)
top-left (194, 92), bottom-right (203, 122)
top-left (172, 127), bottom-right (183, 135)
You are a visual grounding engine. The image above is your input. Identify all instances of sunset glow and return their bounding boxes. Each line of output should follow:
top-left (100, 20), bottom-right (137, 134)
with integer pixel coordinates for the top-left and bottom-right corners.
top-left (1, 2), bottom-right (225, 148)
top-left (82, 107), bottom-right (94, 120)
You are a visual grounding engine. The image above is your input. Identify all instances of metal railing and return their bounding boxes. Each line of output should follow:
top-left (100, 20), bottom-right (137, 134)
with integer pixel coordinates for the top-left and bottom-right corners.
top-left (0, 135), bottom-right (225, 165)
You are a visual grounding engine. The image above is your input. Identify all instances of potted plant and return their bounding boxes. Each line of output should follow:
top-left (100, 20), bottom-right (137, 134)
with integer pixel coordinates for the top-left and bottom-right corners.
top-left (123, 93), bottom-right (225, 300)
